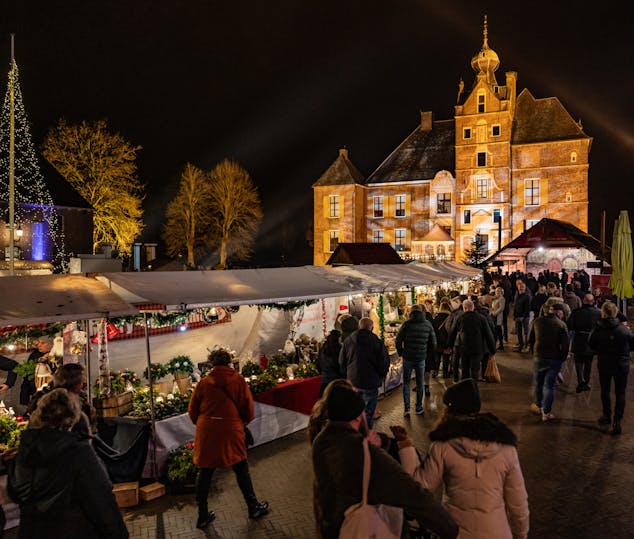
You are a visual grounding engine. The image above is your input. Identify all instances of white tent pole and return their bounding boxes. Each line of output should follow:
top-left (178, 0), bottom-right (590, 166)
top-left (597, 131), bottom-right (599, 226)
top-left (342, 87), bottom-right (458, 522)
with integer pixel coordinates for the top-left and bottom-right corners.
top-left (84, 319), bottom-right (92, 404)
top-left (143, 311), bottom-right (158, 481)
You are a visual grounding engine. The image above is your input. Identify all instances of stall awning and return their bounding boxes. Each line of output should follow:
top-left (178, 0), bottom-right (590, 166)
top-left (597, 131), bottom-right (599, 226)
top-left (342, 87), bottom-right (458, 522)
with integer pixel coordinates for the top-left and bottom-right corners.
top-left (0, 274), bottom-right (139, 327)
top-left (98, 267), bottom-right (366, 310)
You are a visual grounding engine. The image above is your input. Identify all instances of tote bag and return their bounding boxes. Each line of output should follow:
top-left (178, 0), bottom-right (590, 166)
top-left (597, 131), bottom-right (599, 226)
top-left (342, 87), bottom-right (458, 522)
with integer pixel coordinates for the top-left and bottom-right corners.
top-left (339, 439), bottom-right (403, 539)
top-left (485, 355), bottom-right (502, 384)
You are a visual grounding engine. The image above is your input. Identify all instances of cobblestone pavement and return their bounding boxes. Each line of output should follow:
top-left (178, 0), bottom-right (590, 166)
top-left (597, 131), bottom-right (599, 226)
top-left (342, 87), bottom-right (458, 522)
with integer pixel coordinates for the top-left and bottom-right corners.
top-left (118, 348), bottom-right (634, 538)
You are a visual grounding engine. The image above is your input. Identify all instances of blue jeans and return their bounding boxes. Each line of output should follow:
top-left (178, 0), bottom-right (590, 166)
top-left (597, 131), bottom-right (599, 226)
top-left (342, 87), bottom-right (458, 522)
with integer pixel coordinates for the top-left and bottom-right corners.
top-left (534, 358), bottom-right (563, 414)
top-left (515, 317), bottom-right (529, 347)
top-left (356, 387), bottom-right (379, 429)
top-left (402, 361), bottom-right (425, 412)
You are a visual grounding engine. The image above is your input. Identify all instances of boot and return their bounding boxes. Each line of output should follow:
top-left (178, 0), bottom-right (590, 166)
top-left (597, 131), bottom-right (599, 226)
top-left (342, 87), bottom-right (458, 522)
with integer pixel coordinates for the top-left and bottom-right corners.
top-left (248, 498), bottom-right (270, 519)
top-left (611, 419), bottom-right (622, 436)
top-left (196, 511), bottom-right (216, 529)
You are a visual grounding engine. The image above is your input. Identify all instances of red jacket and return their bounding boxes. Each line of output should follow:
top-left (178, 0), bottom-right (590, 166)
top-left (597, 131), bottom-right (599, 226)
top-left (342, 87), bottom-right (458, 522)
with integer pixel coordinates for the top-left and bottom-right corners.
top-left (188, 365), bottom-right (254, 468)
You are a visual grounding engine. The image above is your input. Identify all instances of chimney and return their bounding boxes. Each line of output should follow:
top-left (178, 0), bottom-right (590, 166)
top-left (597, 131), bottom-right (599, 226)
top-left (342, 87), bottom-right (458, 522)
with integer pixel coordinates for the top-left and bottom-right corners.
top-left (420, 111), bottom-right (433, 131)
top-left (339, 148), bottom-right (349, 159)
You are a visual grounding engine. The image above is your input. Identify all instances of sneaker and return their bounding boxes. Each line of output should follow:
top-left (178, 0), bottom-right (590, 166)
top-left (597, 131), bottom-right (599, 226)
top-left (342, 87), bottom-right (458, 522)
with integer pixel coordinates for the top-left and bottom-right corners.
top-left (196, 511), bottom-right (216, 529)
top-left (582, 383), bottom-right (591, 392)
top-left (404, 410), bottom-right (410, 418)
top-left (512, 345), bottom-right (522, 352)
top-left (541, 412), bottom-right (556, 422)
top-left (598, 415), bottom-right (611, 425)
top-left (248, 501), bottom-right (270, 519)
top-left (529, 403), bottom-right (542, 415)
top-left (415, 408), bottom-right (424, 415)
top-left (496, 346), bottom-right (505, 352)
top-left (611, 420), bottom-right (622, 436)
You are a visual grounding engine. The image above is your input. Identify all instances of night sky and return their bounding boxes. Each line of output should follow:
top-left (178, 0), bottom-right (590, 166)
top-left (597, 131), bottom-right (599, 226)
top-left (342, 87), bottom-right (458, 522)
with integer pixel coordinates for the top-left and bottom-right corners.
top-left (1, 1), bottom-right (632, 266)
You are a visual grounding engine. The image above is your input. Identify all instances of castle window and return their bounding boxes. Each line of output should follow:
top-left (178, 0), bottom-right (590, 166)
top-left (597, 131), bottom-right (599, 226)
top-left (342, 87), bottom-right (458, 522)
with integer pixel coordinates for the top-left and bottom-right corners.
top-left (566, 191), bottom-right (573, 203)
top-left (437, 193), bottom-right (451, 214)
top-left (464, 210), bottom-right (471, 224)
top-left (372, 229), bottom-right (384, 243)
top-left (476, 177), bottom-right (488, 198)
top-left (478, 93), bottom-right (485, 113)
top-left (328, 230), bottom-right (339, 252)
top-left (492, 125), bottom-right (501, 137)
top-left (395, 194), bottom-right (406, 217)
top-left (525, 219), bottom-right (539, 230)
top-left (394, 228), bottom-right (407, 251)
top-left (328, 195), bottom-right (339, 218)
top-left (477, 152), bottom-right (487, 167)
top-left (373, 196), bottom-right (384, 218)
top-left (570, 152), bottom-right (577, 163)
top-left (463, 127), bottom-right (472, 140)
top-left (524, 179), bottom-right (540, 206)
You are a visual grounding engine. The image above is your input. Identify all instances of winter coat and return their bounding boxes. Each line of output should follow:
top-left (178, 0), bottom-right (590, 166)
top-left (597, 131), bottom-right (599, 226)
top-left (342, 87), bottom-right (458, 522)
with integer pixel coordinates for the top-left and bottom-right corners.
top-left (530, 293), bottom-right (548, 317)
top-left (312, 421), bottom-right (459, 539)
top-left (490, 296), bottom-right (505, 326)
top-left (188, 365), bottom-right (254, 468)
top-left (449, 311), bottom-right (496, 357)
top-left (588, 318), bottom-right (634, 365)
top-left (527, 314), bottom-right (569, 361)
top-left (339, 329), bottom-right (390, 390)
top-left (513, 292), bottom-right (532, 319)
top-left (317, 344), bottom-right (343, 393)
top-left (432, 312), bottom-right (451, 351)
top-left (563, 291), bottom-right (582, 312)
top-left (396, 310), bottom-right (437, 364)
top-left (400, 414), bottom-right (529, 539)
top-left (567, 304), bottom-right (601, 355)
top-left (8, 428), bottom-right (128, 539)
top-left (0, 354), bottom-right (17, 388)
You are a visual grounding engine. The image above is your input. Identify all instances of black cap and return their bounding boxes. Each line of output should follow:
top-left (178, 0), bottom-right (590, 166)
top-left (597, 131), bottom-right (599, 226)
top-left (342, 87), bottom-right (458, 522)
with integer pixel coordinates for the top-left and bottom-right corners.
top-left (443, 379), bottom-right (481, 415)
top-left (551, 303), bottom-right (566, 312)
top-left (326, 385), bottom-right (366, 422)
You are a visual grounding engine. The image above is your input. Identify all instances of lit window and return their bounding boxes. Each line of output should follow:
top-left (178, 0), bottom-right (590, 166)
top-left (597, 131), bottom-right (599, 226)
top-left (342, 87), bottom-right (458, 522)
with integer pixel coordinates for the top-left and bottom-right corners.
top-left (394, 228), bottom-right (407, 251)
top-left (395, 195), bottom-right (406, 217)
top-left (524, 179), bottom-right (540, 206)
top-left (477, 152), bottom-right (487, 167)
top-left (493, 209), bottom-right (501, 223)
top-left (566, 191), bottom-right (573, 203)
top-left (464, 210), bottom-right (471, 224)
top-left (329, 231), bottom-right (339, 252)
top-left (328, 195), bottom-right (339, 218)
top-left (437, 193), bottom-right (451, 214)
top-left (492, 125), bottom-right (500, 137)
top-left (463, 127), bottom-right (471, 139)
top-left (373, 196), bottom-right (384, 218)
top-left (525, 219), bottom-right (539, 230)
top-left (478, 94), bottom-right (485, 113)
top-left (476, 177), bottom-right (488, 198)
top-left (372, 230), bottom-right (384, 243)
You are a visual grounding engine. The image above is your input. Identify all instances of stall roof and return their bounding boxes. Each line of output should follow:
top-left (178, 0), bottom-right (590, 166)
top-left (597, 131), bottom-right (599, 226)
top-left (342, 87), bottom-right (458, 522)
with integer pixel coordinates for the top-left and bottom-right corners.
top-left (0, 274), bottom-right (138, 327)
top-left (98, 266), bottom-right (366, 310)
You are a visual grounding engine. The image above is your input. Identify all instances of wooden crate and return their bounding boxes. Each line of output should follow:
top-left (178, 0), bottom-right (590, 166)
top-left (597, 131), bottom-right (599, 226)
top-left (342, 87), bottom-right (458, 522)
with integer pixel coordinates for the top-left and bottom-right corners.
top-left (140, 482), bottom-right (166, 502)
top-left (94, 390), bottom-right (134, 417)
top-left (113, 481), bottom-right (139, 508)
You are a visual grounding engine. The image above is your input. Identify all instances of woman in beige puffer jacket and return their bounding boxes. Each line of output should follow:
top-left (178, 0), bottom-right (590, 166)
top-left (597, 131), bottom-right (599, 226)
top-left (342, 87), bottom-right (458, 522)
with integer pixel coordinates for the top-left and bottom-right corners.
top-left (395, 379), bottom-right (529, 539)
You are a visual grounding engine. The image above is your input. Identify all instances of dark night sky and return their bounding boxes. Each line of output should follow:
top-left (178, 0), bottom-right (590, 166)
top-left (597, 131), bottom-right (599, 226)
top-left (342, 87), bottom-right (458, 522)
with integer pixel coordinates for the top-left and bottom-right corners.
top-left (1, 1), bottom-right (632, 266)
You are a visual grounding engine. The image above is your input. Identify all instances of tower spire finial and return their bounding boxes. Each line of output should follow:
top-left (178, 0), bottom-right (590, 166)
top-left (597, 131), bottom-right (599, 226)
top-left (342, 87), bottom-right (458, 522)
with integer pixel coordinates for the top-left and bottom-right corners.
top-left (10, 33), bottom-right (15, 62)
top-left (483, 15), bottom-right (488, 48)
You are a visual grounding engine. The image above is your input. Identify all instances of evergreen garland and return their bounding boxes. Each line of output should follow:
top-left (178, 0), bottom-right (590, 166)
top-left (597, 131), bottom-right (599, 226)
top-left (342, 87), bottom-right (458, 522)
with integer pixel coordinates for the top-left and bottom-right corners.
top-left (378, 294), bottom-right (385, 342)
top-left (257, 299), bottom-right (317, 311)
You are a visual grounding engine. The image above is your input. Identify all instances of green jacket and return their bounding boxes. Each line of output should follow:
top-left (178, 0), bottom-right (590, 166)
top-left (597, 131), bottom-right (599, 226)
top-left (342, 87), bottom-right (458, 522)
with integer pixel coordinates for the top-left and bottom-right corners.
top-left (312, 421), bottom-right (459, 539)
top-left (395, 310), bottom-right (437, 363)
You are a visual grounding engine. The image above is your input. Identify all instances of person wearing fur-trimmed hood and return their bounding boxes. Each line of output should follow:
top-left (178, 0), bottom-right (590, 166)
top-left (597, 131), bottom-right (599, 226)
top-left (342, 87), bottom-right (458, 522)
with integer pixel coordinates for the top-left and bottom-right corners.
top-left (392, 379), bottom-right (529, 539)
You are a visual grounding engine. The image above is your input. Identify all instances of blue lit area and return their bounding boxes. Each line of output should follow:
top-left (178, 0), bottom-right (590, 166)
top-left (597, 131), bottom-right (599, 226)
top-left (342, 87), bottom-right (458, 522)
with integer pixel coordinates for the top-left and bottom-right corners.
top-left (31, 221), bottom-right (50, 260)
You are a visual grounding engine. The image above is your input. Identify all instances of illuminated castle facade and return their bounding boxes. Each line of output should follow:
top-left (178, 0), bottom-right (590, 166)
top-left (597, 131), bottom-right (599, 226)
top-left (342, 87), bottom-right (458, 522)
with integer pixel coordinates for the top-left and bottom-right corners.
top-left (312, 20), bottom-right (591, 266)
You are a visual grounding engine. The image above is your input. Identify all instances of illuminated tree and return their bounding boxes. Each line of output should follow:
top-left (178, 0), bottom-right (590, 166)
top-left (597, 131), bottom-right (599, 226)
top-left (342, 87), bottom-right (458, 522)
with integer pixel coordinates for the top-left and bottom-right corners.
top-left (0, 59), bottom-right (66, 270)
top-left (163, 163), bottom-right (213, 267)
top-left (463, 234), bottom-right (489, 269)
top-left (42, 120), bottom-right (144, 255)
top-left (207, 159), bottom-right (262, 269)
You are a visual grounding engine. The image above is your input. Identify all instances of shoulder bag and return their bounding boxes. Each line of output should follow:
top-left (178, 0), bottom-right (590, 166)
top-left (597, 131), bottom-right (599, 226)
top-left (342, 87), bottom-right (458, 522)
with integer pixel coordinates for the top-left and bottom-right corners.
top-left (339, 438), bottom-right (403, 538)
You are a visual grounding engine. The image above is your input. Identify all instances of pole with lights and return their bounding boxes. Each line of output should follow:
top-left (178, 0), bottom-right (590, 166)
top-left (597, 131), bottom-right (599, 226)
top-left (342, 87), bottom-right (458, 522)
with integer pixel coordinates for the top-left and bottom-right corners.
top-left (8, 34), bottom-right (15, 275)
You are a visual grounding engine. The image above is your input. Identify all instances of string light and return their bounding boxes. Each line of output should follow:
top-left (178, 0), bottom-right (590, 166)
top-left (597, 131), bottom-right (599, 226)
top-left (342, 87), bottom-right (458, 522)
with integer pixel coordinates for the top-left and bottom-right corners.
top-left (0, 60), bottom-right (66, 271)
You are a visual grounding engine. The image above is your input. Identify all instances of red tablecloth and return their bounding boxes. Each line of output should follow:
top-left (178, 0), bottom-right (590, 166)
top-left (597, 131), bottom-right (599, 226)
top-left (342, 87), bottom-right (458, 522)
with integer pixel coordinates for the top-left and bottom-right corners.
top-left (253, 376), bottom-right (321, 415)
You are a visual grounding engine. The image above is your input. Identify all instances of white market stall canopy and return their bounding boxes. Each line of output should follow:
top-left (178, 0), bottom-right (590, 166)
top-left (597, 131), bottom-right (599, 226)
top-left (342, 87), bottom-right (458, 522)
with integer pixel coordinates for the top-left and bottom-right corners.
top-left (98, 262), bottom-right (480, 310)
top-left (97, 266), bottom-right (366, 310)
top-left (0, 274), bottom-right (139, 327)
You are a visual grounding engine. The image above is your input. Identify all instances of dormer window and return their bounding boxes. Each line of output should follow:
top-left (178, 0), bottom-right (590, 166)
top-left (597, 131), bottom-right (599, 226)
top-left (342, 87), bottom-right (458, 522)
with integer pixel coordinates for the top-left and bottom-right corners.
top-left (492, 125), bottom-right (501, 137)
top-left (463, 127), bottom-right (472, 140)
top-left (477, 152), bottom-right (487, 167)
top-left (478, 93), bottom-right (485, 113)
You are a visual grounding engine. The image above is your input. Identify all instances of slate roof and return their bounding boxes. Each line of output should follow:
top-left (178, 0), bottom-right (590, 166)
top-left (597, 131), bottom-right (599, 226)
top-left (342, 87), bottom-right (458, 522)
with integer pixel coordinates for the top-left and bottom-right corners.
top-left (326, 243), bottom-right (405, 265)
top-left (365, 120), bottom-right (455, 184)
top-left (512, 89), bottom-right (589, 144)
top-left (312, 150), bottom-right (365, 187)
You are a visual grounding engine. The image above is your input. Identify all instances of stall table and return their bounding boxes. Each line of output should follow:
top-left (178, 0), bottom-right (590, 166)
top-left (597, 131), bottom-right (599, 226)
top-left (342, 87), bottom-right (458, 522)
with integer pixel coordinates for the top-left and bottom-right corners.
top-left (252, 376), bottom-right (321, 415)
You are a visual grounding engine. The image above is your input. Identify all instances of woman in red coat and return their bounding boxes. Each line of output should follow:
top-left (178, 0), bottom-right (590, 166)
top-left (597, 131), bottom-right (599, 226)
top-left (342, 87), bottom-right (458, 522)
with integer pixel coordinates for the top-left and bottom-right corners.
top-left (188, 349), bottom-right (269, 529)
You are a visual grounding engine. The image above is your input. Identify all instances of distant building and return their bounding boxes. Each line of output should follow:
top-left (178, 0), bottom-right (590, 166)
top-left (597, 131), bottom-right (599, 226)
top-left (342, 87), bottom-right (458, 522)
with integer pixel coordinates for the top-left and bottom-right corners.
top-left (313, 18), bottom-right (590, 265)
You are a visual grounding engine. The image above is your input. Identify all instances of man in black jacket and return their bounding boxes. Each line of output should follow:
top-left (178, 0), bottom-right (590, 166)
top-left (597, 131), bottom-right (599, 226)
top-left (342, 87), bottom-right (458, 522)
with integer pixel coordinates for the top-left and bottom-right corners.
top-left (568, 293), bottom-right (601, 393)
top-left (513, 280), bottom-right (532, 352)
top-left (0, 354), bottom-right (18, 394)
top-left (339, 317), bottom-right (390, 429)
top-left (312, 385), bottom-right (459, 539)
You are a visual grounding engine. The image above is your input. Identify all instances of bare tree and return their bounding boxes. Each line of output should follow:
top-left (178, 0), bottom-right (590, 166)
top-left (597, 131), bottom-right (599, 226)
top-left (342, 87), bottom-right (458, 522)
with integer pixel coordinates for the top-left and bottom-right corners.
top-left (163, 163), bottom-right (212, 267)
top-left (43, 119), bottom-right (144, 255)
top-left (207, 159), bottom-right (262, 269)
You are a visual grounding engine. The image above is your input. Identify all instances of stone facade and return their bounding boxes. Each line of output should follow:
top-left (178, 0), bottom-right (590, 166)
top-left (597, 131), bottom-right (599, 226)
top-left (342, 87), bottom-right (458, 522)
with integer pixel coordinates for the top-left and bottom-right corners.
top-left (312, 18), bottom-right (590, 265)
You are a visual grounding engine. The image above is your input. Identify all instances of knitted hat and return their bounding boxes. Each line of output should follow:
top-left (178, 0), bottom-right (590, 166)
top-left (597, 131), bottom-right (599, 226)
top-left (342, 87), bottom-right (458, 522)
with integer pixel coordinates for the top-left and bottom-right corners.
top-left (326, 385), bottom-right (366, 422)
top-left (443, 379), bottom-right (481, 415)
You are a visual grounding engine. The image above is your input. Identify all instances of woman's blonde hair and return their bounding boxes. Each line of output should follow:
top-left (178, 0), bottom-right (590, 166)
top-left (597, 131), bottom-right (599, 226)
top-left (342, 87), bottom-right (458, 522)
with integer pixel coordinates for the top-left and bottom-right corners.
top-left (29, 388), bottom-right (81, 431)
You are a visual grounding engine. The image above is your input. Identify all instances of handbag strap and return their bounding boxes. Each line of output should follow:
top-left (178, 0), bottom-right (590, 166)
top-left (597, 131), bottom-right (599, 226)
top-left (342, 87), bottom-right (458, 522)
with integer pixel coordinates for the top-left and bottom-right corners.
top-left (361, 438), bottom-right (371, 505)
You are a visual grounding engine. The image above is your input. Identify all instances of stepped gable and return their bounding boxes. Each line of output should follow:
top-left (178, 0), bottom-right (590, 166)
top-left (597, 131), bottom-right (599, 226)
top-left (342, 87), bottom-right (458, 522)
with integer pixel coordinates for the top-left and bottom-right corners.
top-left (512, 89), bottom-right (589, 144)
top-left (312, 148), bottom-right (364, 187)
top-left (366, 119), bottom-right (454, 184)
